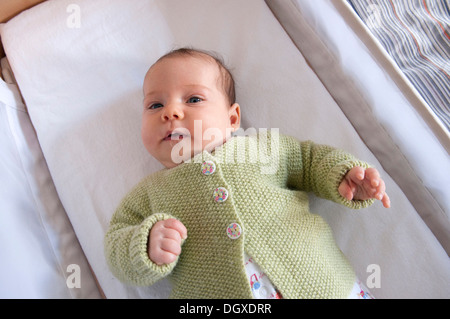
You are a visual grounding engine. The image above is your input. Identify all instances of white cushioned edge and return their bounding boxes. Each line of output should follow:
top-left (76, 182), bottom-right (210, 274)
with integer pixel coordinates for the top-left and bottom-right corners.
top-left (0, 75), bottom-right (101, 298)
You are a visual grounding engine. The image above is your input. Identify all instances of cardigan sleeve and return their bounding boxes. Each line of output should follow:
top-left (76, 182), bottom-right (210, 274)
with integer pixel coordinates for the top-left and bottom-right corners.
top-left (104, 181), bottom-right (178, 286)
top-left (284, 136), bottom-right (375, 209)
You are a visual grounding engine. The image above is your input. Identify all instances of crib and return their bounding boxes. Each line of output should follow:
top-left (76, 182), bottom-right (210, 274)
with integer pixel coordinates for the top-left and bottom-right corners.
top-left (0, 0), bottom-right (448, 299)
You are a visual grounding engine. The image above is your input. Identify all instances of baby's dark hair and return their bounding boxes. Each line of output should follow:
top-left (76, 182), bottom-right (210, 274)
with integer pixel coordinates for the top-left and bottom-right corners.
top-left (154, 47), bottom-right (236, 105)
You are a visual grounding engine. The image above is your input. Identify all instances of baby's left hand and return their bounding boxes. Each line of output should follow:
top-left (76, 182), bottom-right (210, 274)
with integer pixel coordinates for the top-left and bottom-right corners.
top-left (339, 167), bottom-right (390, 208)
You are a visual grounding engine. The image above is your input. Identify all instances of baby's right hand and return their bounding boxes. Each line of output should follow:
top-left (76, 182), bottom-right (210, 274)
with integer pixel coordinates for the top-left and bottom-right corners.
top-left (148, 219), bottom-right (187, 266)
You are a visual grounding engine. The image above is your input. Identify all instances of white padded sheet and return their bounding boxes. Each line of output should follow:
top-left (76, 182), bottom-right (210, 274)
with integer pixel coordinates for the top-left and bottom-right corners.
top-left (0, 77), bottom-right (101, 298)
top-left (1, 0), bottom-right (449, 298)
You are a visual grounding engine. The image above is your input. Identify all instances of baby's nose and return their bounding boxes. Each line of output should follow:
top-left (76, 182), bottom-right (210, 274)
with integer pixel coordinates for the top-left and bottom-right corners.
top-left (162, 103), bottom-right (184, 121)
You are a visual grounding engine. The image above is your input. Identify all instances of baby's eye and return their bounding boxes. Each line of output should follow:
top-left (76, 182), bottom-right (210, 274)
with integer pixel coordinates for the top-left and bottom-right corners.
top-left (149, 103), bottom-right (163, 110)
top-left (187, 97), bottom-right (203, 104)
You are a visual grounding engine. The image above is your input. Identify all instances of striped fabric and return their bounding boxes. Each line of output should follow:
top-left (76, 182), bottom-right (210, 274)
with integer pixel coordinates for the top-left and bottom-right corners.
top-left (347, 0), bottom-right (449, 131)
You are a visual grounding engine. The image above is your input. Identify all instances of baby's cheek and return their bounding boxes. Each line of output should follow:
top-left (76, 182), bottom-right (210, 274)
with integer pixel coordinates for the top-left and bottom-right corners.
top-left (141, 131), bottom-right (151, 149)
top-left (141, 133), bottom-right (159, 157)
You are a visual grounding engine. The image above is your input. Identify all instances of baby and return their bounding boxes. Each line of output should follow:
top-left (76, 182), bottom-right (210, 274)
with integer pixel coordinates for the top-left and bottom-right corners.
top-left (104, 48), bottom-right (390, 299)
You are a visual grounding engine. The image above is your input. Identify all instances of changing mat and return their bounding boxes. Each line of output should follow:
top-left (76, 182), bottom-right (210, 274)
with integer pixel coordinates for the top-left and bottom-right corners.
top-left (1, 0), bottom-right (449, 298)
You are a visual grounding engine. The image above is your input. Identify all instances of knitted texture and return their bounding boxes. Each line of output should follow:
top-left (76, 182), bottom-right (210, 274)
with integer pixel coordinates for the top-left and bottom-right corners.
top-left (104, 133), bottom-right (374, 298)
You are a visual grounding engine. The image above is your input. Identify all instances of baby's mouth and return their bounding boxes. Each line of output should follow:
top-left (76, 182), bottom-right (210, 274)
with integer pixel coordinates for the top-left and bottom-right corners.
top-left (163, 129), bottom-right (190, 141)
top-left (165, 133), bottom-right (183, 141)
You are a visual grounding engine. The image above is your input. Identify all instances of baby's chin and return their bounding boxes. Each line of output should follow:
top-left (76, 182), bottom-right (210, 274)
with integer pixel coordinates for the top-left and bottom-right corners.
top-left (158, 137), bottom-right (229, 168)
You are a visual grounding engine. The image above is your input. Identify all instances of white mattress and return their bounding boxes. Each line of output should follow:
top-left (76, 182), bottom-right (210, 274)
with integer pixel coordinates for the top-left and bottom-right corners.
top-left (0, 73), bottom-right (101, 298)
top-left (1, 0), bottom-right (449, 298)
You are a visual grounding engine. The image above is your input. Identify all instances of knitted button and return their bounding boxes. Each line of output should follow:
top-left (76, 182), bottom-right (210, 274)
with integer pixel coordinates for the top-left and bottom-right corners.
top-left (227, 222), bottom-right (242, 239)
top-left (213, 187), bottom-right (229, 203)
top-left (201, 161), bottom-right (216, 175)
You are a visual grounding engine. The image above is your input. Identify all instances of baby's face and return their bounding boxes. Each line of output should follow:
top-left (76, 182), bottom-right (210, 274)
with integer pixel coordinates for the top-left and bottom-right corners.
top-left (142, 55), bottom-right (240, 168)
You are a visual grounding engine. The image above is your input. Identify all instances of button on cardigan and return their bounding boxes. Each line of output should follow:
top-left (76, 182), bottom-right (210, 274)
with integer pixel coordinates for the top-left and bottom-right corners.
top-left (104, 133), bottom-right (374, 298)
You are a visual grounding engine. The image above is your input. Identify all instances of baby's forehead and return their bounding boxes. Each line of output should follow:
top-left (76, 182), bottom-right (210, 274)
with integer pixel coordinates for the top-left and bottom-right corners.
top-left (147, 53), bottom-right (221, 76)
top-left (145, 54), bottom-right (223, 85)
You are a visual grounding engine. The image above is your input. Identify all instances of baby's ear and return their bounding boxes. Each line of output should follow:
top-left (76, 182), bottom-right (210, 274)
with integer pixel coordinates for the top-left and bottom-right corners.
top-left (229, 103), bottom-right (241, 131)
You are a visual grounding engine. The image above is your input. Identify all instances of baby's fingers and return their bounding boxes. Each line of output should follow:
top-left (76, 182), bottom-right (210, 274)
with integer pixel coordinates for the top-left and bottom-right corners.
top-left (365, 168), bottom-right (391, 208)
top-left (162, 218), bottom-right (188, 240)
top-left (365, 168), bottom-right (381, 187)
top-left (381, 192), bottom-right (391, 208)
top-left (338, 181), bottom-right (355, 201)
top-left (149, 244), bottom-right (179, 265)
top-left (160, 237), bottom-right (182, 256)
top-left (346, 166), bottom-right (366, 183)
top-left (148, 219), bottom-right (187, 265)
top-left (362, 168), bottom-right (382, 197)
top-left (374, 183), bottom-right (391, 208)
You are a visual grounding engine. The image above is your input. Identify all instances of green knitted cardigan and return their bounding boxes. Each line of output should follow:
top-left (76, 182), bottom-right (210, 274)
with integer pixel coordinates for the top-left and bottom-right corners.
top-left (104, 133), bottom-right (374, 298)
